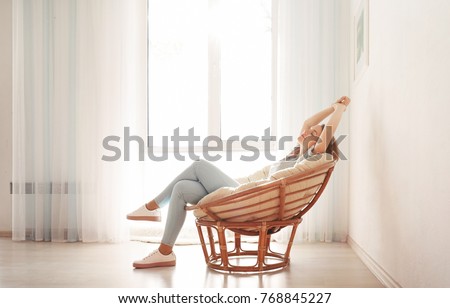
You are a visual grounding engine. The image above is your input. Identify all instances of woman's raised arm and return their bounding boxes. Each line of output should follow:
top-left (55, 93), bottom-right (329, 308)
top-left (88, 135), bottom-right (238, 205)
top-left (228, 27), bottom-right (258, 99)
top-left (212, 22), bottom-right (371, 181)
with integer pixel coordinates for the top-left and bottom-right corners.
top-left (313, 96), bottom-right (350, 154)
top-left (300, 96), bottom-right (348, 132)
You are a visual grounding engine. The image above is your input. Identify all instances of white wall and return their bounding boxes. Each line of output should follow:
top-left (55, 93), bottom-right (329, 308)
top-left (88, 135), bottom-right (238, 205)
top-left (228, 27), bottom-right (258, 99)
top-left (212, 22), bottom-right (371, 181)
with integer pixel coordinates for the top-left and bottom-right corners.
top-left (0, 0), bottom-right (12, 234)
top-left (349, 0), bottom-right (450, 287)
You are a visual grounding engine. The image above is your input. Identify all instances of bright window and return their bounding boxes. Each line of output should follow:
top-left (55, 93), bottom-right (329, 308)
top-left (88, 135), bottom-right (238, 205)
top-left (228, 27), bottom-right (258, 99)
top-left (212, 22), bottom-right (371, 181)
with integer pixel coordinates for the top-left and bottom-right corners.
top-left (148, 0), bottom-right (274, 146)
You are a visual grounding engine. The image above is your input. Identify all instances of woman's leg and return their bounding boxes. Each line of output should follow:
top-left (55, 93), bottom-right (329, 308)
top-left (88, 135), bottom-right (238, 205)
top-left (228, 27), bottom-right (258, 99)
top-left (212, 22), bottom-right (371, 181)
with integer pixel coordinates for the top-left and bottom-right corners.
top-left (153, 159), bottom-right (239, 208)
top-left (128, 160), bottom-right (238, 221)
top-left (133, 179), bottom-right (227, 268)
top-left (133, 162), bottom-right (240, 267)
top-left (159, 180), bottom-right (208, 249)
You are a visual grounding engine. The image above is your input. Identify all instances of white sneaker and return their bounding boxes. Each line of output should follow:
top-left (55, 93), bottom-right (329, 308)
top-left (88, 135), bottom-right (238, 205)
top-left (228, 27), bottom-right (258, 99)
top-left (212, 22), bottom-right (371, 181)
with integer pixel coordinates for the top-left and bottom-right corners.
top-left (126, 204), bottom-right (161, 222)
top-left (133, 250), bottom-right (176, 269)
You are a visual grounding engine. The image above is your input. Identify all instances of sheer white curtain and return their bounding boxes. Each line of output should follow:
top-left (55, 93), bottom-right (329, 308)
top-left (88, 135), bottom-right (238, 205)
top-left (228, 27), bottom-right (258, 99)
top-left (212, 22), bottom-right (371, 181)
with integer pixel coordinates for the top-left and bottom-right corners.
top-left (12, 0), bottom-right (147, 242)
top-left (274, 0), bottom-right (350, 242)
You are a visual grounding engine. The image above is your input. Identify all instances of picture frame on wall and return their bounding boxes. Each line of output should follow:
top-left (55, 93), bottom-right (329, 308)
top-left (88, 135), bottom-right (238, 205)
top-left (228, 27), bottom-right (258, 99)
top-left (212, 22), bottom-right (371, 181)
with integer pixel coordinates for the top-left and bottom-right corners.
top-left (353, 0), bottom-right (369, 83)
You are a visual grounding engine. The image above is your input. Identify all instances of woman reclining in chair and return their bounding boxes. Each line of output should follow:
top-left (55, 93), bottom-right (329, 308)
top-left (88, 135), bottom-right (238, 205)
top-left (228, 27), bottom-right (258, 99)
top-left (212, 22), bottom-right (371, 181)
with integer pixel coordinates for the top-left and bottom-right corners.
top-left (127, 96), bottom-right (351, 269)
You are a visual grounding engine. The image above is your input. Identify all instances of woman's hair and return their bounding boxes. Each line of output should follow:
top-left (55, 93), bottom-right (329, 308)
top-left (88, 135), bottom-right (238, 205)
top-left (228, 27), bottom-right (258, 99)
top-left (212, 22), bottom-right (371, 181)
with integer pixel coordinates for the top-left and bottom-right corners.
top-left (320, 124), bottom-right (339, 161)
top-left (285, 124), bottom-right (339, 161)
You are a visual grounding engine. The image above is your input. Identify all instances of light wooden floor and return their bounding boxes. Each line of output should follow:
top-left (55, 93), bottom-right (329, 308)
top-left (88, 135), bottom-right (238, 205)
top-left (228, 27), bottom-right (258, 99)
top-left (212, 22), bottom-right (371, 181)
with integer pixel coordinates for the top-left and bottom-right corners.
top-left (0, 238), bottom-right (383, 288)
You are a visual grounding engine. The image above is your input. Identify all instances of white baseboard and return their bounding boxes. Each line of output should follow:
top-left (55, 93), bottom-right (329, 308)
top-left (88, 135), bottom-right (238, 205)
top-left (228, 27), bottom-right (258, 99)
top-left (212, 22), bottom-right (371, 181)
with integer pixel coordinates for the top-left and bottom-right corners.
top-left (348, 236), bottom-right (402, 288)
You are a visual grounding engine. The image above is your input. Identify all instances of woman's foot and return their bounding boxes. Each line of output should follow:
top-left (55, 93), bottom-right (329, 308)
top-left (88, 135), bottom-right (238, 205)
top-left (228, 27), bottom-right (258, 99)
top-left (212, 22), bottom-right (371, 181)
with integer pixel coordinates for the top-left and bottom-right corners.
top-left (126, 201), bottom-right (161, 221)
top-left (133, 249), bottom-right (176, 269)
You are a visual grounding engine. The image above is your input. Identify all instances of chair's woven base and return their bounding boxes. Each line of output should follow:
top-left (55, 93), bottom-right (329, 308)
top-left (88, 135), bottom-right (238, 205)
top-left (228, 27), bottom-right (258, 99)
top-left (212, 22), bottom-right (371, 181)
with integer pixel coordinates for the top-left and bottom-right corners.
top-left (195, 218), bottom-right (302, 273)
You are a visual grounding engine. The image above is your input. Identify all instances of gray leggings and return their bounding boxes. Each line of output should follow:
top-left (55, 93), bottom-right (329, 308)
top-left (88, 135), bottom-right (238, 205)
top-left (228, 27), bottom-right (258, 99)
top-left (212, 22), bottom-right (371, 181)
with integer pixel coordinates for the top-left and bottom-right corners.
top-left (154, 160), bottom-right (239, 246)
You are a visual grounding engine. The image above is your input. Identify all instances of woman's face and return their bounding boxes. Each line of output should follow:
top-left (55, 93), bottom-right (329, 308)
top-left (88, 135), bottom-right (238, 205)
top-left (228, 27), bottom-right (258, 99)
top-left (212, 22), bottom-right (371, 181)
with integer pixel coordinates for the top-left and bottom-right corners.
top-left (297, 124), bottom-right (323, 146)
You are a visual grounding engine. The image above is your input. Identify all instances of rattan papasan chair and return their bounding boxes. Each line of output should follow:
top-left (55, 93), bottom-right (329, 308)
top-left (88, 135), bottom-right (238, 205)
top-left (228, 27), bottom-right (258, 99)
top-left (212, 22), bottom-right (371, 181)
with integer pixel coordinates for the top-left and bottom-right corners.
top-left (186, 152), bottom-right (337, 273)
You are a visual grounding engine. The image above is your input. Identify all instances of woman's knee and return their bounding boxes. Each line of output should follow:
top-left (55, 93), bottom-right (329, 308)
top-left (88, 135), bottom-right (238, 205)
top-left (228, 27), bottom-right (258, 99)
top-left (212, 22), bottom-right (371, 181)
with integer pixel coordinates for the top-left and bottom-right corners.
top-left (172, 181), bottom-right (189, 199)
top-left (192, 159), bottom-right (213, 174)
top-left (191, 158), bottom-right (208, 168)
top-left (172, 180), bottom-right (208, 204)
